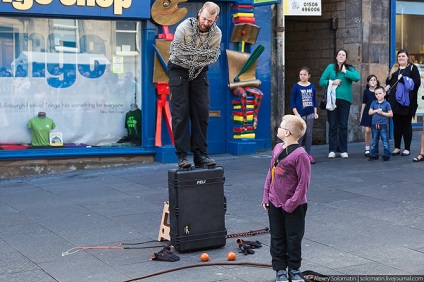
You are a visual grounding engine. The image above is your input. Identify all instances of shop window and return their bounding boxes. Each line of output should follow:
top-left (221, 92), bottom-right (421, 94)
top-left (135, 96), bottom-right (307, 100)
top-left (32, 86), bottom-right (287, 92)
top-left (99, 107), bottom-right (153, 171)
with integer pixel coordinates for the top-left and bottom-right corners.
top-left (28, 33), bottom-right (45, 52)
top-left (0, 16), bottom-right (142, 149)
top-left (52, 19), bottom-right (79, 53)
top-left (0, 26), bottom-right (14, 76)
top-left (116, 21), bottom-right (140, 56)
top-left (396, 1), bottom-right (424, 114)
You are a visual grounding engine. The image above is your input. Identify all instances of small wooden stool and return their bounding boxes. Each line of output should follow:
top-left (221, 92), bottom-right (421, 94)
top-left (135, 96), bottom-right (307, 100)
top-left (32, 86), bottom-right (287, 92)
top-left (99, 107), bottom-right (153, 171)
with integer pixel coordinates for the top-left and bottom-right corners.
top-left (158, 201), bottom-right (170, 241)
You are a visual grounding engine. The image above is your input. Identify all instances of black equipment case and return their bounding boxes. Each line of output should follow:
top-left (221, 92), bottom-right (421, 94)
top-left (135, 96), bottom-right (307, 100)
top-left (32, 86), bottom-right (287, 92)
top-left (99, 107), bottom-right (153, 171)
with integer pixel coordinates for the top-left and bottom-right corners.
top-left (168, 166), bottom-right (226, 252)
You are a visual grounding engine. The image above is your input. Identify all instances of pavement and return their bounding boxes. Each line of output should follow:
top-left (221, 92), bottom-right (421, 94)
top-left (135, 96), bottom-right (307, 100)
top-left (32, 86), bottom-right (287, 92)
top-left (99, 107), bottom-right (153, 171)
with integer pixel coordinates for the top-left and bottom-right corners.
top-left (1, 134), bottom-right (424, 282)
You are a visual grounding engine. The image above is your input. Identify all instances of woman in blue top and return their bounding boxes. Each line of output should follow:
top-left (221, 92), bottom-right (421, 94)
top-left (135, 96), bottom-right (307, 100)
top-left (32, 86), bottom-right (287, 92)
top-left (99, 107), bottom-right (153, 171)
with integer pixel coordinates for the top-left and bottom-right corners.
top-left (290, 66), bottom-right (318, 164)
top-left (319, 49), bottom-right (360, 159)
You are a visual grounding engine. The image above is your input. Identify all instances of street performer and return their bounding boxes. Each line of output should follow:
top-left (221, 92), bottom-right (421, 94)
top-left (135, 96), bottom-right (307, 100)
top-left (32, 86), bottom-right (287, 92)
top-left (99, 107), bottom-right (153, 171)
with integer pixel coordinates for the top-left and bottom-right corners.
top-left (168, 1), bottom-right (222, 169)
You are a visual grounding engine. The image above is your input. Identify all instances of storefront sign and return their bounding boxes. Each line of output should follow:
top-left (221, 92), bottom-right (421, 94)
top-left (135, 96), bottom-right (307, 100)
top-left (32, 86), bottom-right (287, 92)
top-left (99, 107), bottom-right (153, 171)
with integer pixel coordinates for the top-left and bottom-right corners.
top-left (253, 0), bottom-right (281, 6)
top-left (0, 0), bottom-right (150, 18)
top-left (284, 0), bottom-right (322, 16)
top-left (112, 56), bottom-right (124, 74)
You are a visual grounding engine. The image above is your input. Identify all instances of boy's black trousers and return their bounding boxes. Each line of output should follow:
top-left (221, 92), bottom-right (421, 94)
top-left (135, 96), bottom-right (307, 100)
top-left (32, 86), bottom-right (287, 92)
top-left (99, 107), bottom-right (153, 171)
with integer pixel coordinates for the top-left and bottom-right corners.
top-left (268, 202), bottom-right (307, 271)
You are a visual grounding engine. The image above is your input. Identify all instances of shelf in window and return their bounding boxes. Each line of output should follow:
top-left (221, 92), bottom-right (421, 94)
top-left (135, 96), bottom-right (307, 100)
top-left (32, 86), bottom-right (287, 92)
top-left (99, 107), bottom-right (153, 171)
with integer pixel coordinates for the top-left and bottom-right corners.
top-left (116, 51), bottom-right (139, 56)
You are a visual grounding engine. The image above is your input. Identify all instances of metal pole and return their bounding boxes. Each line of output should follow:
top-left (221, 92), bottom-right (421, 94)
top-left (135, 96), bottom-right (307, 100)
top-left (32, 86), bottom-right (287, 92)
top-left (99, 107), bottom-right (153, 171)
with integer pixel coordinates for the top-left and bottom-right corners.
top-left (272, 3), bottom-right (285, 146)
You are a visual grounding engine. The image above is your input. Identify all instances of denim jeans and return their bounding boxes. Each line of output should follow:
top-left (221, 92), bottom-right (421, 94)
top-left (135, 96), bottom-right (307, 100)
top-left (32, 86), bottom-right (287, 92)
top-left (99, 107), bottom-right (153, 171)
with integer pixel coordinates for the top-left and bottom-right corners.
top-left (327, 99), bottom-right (351, 153)
top-left (298, 113), bottom-right (314, 155)
top-left (370, 124), bottom-right (391, 158)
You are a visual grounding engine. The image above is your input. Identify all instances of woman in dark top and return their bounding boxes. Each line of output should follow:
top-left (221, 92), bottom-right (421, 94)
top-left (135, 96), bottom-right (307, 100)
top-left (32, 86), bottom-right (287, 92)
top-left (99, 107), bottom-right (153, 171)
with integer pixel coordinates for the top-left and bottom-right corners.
top-left (360, 74), bottom-right (379, 157)
top-left (385, 49), bottom-right (421, 156)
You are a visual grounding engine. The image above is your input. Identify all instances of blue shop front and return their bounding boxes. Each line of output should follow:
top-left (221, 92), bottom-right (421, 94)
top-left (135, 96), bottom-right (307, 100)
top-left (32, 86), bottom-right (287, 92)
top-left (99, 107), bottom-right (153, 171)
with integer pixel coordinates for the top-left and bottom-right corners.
top-left (0, 0), bottom-right (273, 163)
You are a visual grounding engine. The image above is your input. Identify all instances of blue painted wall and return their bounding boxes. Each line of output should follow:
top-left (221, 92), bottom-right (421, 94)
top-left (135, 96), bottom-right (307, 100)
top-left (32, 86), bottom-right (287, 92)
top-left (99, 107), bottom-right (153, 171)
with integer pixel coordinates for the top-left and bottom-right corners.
top-left (251, 4), bottom-right (272, 151)
top-left (145, 1), bottom-right (273, 156)
top-left (0, 1), bottom-right (151, 18)
top-left (0, 0), bottom-right (273, 160)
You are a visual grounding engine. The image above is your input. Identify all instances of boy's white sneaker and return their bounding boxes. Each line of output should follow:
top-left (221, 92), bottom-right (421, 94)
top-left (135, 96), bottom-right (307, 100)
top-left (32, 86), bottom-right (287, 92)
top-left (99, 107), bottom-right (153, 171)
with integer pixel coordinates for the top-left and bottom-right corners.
top-left (340, 152), bottom-right (349, 159)
top-left (276, 270), bottom-right (288, 282)
top-left (328, 152), bottom-right (336, 159)
top-left (288, 269), bottom-right (304, 282)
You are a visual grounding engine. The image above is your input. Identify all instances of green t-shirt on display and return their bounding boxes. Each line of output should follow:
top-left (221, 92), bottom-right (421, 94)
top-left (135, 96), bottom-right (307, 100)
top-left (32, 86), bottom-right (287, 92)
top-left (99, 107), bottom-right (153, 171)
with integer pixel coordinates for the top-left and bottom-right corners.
top-left (125, 109), bottom-right (142, 139)
top-left (28, 116), bottom-right (56, 146)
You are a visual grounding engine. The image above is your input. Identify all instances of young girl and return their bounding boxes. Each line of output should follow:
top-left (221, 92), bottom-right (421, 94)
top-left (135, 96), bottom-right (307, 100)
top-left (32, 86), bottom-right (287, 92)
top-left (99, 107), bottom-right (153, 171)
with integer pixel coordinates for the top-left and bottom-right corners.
top-left (360, 75), bottom-right (379, 157)
top-left (290, 66), bottom-right (318, 164)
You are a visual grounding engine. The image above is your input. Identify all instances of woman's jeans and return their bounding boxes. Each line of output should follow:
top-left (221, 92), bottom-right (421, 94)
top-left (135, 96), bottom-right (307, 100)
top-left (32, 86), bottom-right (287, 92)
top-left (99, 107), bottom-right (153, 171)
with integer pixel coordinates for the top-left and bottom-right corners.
top-left (327, 99), bottom-right (351, 153)
top-left (298, 113), bottom-right (314, 155)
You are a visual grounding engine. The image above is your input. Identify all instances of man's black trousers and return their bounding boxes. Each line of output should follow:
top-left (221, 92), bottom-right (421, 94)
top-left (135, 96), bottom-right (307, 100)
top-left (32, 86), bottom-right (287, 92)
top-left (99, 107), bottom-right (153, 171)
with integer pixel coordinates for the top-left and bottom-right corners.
top-left (168, 65), bottom-right (210, 155)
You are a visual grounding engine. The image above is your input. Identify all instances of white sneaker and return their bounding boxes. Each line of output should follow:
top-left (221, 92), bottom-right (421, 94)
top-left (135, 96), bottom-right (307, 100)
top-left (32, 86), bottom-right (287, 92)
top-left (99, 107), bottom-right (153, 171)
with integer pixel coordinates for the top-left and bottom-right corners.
top-left (340, 152), bottom-right (349, 159)
top-left (328, 152), bottom-right (336, 159)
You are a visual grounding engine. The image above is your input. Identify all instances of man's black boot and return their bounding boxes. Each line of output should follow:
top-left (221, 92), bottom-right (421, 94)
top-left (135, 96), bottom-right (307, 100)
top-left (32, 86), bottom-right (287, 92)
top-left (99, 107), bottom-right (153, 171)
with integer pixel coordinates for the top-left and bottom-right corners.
top-left (177, 154), bottom-right (191, 169)
top-left (194, 152), bottom-right (216, 167)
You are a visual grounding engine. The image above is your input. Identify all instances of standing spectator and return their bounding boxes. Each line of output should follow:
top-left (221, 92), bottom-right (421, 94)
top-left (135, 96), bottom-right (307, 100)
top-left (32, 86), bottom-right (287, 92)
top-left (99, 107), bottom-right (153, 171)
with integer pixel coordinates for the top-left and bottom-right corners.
top-left (262, 115), bottom-right (310, 282)
top-left (385, 49), bottom-right (421, 157)
top-left (290, 66), bottom-right (318, 164)
top-left (319, 49), bottom-right (360, 159)
top-left (412, 128), bottom-right (424, 162)
top-left (368, 86), bottom-right (393, 161)
top-left (360, 74), bottom-right (379, 157)
top-left (168, 1), bottom-right (222, 168)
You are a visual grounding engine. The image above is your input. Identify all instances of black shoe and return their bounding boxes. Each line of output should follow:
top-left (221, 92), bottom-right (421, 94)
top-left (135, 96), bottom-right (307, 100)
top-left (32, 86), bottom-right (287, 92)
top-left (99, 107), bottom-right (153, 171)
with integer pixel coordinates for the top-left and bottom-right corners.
top-left (401, 150), bottom-right (410, 156)
top-left (382, 156), bottom-right (390, 161)
top-left (177, 154), bottom-right (191, 169)
top-left (368, 156), bottom-right (379, 161)
top-left (194, 152), bottom-right (216, 167)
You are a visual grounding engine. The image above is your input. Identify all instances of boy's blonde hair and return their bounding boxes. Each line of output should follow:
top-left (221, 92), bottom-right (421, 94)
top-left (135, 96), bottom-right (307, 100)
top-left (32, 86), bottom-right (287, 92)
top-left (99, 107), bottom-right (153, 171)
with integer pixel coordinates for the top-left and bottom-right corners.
top-left (282, 114), bottom-right (306, 140)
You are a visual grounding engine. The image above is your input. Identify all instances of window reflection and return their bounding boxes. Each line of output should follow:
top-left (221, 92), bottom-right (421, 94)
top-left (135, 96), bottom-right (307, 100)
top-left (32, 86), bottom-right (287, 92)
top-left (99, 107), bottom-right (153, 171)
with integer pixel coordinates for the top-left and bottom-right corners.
top-left (0, 16), bottom-right (142, 147)
top-left (395, 10), bottom-right (424, 114)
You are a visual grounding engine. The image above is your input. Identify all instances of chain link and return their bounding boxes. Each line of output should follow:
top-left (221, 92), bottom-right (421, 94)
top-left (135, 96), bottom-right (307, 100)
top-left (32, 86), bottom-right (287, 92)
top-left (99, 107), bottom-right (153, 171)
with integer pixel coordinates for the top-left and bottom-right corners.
top-left (226, 227), bottom-right (270, 239)
top-left (170, 18), bottom-right (220, 81)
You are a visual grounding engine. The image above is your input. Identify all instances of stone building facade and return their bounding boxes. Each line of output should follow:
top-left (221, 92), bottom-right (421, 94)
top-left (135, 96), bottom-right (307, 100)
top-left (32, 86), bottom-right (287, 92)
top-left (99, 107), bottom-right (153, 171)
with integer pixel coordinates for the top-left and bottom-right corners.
top-left (284, 0), bottom-right (390, 145)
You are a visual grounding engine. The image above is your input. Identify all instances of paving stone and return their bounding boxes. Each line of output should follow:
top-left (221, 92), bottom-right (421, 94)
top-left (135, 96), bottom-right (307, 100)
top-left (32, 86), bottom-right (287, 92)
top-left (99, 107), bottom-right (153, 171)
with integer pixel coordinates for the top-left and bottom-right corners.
top-left (0, 136), bottom-right (423, 280)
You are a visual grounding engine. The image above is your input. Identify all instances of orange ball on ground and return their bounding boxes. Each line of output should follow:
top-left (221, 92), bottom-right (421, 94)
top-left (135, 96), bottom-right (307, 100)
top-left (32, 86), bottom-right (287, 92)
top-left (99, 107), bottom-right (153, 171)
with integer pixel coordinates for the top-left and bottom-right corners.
top-left (227, 251), bottom-right (236, 261)
top-left (200, 252), bottom-right (210, 262)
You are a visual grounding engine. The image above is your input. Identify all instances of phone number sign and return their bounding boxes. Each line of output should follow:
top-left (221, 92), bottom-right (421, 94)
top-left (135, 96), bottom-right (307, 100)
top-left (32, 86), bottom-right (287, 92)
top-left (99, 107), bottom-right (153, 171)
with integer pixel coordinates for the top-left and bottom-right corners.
top-left (284, 0), bottom-right (322, 16)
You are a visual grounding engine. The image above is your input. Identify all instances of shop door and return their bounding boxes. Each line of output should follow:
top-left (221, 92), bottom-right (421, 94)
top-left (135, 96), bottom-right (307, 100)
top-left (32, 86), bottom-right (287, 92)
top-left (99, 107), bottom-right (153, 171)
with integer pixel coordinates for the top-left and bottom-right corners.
top-left (168, 2), bottom-right (229, 154)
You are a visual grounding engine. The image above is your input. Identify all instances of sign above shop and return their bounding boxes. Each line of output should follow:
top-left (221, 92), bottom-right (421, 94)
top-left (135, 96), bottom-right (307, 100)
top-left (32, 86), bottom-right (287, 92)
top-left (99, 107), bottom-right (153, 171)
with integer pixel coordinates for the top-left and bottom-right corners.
top-left (0, 0), bottom-right (150, 19)
top-left (284, 0), bottom-right (322, 16)
top-left (253, 0), bottom-right (282, 6)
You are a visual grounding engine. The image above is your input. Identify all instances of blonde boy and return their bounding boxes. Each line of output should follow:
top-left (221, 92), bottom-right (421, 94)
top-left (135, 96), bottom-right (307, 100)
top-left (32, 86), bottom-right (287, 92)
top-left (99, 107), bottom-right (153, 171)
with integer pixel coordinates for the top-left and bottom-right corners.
top-left (262, 115), bottom-right (311, 282)
top-left (368, 86), bottom-right (393, 161)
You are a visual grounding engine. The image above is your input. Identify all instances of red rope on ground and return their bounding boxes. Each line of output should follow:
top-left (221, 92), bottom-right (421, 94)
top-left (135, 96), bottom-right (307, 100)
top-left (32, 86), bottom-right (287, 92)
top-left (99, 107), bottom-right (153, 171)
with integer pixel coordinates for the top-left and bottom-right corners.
top-left (122, 262), bottom-right (272, 282)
